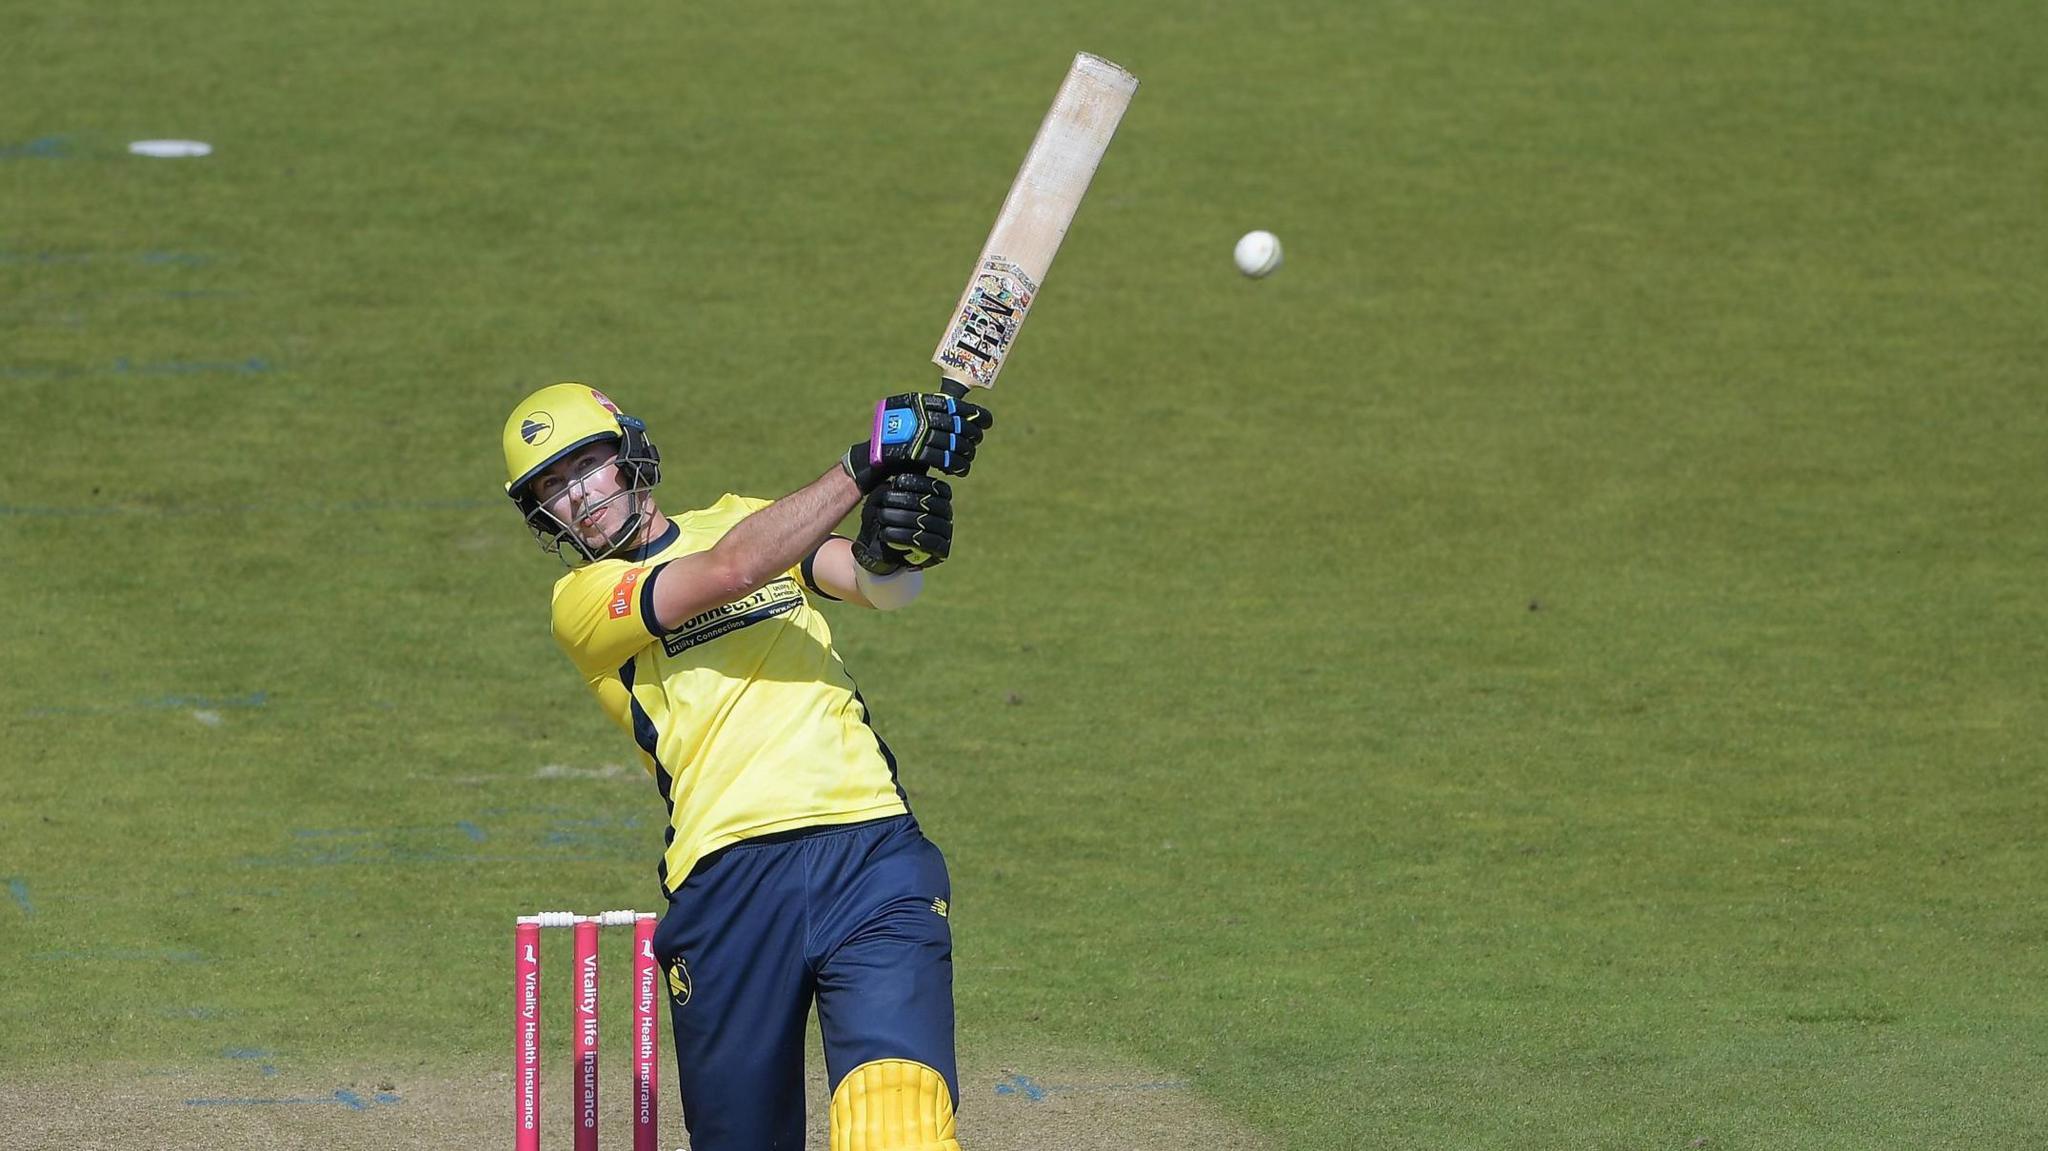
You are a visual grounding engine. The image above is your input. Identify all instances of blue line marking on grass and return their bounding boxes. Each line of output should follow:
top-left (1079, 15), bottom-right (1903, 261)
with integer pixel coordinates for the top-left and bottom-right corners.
top-left (6, 878), bottom-right (31, 917)
top-left (995, 1074), bottom-right (1050, 1101)
top-left (252, 817), bottom-right (647, 868)
top-left (0, 288), bottom-right (248, 307)
top-left (111, 356), bottom-right (272, 375)
top-left (184, 1090), bottom-right (402, 1109)
top-left (26, 691), bottom-right (268, 717)
top-left (0, 136), bottom-right (71, 159)
top-left (543, 815), bottom-right (646, 847)
top-left (0, 248), bottom-right (214, 265)
top-left (36, 948), bottom-right (209, 963)
top-left (239, 850), bottom-right (632, 868)
top-left (0, 357), bottom-right (268, 380)
top-left (993, 1074), bottom-right (1187, 1101)
top-left (0, 497), bottom-right (497, 519)
top-left (224, 1047), bottom-right (280, 1077)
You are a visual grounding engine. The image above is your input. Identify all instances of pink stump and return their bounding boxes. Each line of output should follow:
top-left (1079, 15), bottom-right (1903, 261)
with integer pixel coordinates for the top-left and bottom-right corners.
top-left (514, 920), bottom-right (541, 1151)
top-left (575, 918), bottom-right (600, 1151)
top-left (633, 914), bottom-right (660, 1151)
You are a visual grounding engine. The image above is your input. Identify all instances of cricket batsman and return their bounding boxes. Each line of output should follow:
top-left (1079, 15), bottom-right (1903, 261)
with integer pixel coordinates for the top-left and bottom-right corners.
top-left (501, 382), bottom-right (992, 1150)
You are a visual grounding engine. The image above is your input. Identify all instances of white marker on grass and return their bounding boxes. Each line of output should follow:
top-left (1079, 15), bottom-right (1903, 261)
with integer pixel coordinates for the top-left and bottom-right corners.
top-left (129, 140), bottom-right (213, 158)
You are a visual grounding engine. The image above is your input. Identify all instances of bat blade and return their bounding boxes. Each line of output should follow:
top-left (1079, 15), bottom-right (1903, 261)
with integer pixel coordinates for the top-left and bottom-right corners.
top-left (933, 52), bottom-right (1139, 392)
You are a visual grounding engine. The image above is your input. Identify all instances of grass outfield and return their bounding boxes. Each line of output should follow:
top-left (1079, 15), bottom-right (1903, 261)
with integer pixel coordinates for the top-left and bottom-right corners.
top-left (4, 1), bottom-right (2046, 1147)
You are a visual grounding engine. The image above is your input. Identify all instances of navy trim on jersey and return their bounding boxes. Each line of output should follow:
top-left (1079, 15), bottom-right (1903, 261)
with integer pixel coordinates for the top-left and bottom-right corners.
top-left (852, 689), bottom-right (908, 807)
top-left (640, 560), bottom-right (671, 636)
top-left (622, 520), bottom-right (679, 563)
top-left (620, 654), bottom-right (679, 887)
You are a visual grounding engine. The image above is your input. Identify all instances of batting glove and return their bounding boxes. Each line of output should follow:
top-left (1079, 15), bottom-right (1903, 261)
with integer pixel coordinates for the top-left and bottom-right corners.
top-left (852, 473), bottom-right (954, 574)
top-left (841, 392), bottom-right (993, 493)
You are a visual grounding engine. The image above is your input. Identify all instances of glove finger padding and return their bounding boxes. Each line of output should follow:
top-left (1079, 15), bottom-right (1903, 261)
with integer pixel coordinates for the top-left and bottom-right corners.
top-left (893, 529), bottom-right (950, 569)
top-left (892, 403), bottom-right (983, 476)
top-left (910, 392), bottom-right (994, 432)
top-left (865, 488), bottom-right (952, 520)
top-left (877, 523), bottom-right (949, 556)
top-left (854, 474), bottom-right (954, 573)
top-left (873, 515), bottom-right (951, 542)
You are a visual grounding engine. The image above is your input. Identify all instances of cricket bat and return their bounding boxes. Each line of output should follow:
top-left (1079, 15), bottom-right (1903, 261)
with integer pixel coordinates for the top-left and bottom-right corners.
top-left (932, 52), bottom-right (1139, 396)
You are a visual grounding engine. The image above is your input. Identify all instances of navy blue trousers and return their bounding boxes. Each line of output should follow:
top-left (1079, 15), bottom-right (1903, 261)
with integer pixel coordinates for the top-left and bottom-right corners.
top-left (652, 815), bottom-right (956, 1151)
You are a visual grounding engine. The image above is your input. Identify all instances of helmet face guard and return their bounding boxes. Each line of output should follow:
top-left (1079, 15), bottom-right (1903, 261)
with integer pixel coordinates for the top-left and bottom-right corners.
top-left (515, 439), bottom-right (661, 564)
top-left (502, 385), bottom-right (663, 565)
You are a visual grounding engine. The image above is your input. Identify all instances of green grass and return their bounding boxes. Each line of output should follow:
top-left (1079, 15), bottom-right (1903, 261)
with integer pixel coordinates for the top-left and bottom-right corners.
top-left (5, 0), bottom-right (2046, 1146)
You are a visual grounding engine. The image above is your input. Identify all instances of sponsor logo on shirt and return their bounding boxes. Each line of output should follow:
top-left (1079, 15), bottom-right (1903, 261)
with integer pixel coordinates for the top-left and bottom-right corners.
top-left (609, 567), bottom-right (644, 619)
top-left (661, 577), bottom-right (803, 655)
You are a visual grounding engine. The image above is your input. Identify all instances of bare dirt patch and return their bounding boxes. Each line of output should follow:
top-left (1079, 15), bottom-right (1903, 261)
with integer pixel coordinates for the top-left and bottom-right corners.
top-left (5, 1048), bottom-right (1267, 1150)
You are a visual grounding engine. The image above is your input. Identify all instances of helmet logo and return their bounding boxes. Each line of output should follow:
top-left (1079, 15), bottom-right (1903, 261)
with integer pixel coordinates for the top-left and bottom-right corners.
top-left (520, 411), bottom-right (554, 446)
top-left (591, 390), bottom-right (622, 416)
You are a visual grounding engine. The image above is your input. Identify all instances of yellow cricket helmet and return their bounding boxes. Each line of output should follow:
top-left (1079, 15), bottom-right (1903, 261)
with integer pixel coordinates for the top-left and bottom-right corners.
top-left (501, 382), bottom-right (663, 563)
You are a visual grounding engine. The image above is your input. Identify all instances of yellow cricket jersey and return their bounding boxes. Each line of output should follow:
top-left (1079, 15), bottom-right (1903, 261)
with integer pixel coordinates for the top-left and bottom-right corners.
top-left (549, 494), bottom-right (908, 890)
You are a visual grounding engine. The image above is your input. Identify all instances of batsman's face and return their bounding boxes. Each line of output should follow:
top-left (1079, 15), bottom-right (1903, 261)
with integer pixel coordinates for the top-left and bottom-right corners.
top-left (530, 441), bottom-right (631, 546)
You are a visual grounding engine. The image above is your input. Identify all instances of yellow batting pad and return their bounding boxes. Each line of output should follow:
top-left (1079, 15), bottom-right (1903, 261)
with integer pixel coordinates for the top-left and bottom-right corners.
top-left (829, 1058), bottom-right (960, 1151)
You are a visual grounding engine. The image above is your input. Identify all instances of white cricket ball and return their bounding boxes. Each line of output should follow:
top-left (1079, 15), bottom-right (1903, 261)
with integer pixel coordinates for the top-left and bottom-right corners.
top-left (1233, 230), bottom-right (1283, 278)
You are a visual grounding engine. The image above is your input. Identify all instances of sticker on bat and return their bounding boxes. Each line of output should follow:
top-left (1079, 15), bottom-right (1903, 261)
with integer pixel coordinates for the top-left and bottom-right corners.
top-left (937, 257), bottom-right (1038, 388)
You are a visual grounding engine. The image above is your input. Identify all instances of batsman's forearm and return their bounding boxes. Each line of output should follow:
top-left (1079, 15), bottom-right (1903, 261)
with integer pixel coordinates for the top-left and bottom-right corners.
top-left (646, 467), bottom-right (862, 629)
top-left (702, 466), bottom-right (862, 600)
